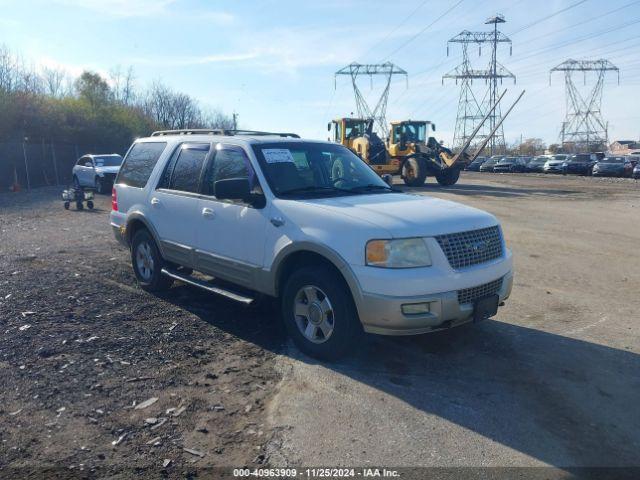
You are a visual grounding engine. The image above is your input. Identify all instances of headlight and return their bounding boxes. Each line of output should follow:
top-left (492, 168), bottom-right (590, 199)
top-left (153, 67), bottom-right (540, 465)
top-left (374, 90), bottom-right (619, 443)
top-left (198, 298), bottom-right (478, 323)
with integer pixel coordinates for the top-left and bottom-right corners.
top-left (366, 238), bottom-right (432, 268)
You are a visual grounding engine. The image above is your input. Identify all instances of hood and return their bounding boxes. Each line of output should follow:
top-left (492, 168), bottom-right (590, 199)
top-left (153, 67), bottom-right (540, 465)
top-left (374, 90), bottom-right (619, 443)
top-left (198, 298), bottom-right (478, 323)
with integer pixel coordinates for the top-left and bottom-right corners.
top-left (291, 193), bottom-right (498, 238)
top-left (95, 166), bottom-right (121, 174)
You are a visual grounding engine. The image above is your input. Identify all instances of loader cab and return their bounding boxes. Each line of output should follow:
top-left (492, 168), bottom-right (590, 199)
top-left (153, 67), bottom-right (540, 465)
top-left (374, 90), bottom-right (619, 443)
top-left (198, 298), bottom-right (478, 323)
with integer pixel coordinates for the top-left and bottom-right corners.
top-left (328, 118), bottom-right (369, 149)
top-left (387, 120), bottom-right (435, 158)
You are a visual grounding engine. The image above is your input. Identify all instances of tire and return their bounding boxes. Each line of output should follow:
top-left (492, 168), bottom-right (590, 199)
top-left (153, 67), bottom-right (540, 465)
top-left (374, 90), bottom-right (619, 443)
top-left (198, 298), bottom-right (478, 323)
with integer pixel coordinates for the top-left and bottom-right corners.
top-left (402, 157), bottom-right (428, 187)
top-left (95, 176), bottom-right (105, 194)
top-left (281, 265), bottom-right (361, 361)
top-left (435, 168), bottom-right (460, 186)
top-left (87, 200), bottom-right (94, 210)
top-left (131, 229), bottom-right (174, 292)
top-left (64, 202), bottom-right (70, 210)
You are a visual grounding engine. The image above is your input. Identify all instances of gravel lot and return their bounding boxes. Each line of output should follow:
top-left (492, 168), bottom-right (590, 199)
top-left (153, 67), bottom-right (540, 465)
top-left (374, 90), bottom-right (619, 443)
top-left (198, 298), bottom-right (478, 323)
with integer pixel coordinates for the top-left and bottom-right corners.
top-left (1, 172), bottom-right (639, 476)
top-left (0, 189), bottom-right (284, 477)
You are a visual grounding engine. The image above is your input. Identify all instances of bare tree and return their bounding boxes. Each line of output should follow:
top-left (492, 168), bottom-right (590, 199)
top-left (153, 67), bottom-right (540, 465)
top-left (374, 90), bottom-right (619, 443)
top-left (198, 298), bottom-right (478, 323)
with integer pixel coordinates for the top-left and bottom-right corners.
top-left (110, 66), bottom-right (136, 105)
top-left (202, 108), bottom-right (234, 129)
top-left (42, 67), bottom-right (68, 98)
top-left (0, 45), bottom-right (17, 93)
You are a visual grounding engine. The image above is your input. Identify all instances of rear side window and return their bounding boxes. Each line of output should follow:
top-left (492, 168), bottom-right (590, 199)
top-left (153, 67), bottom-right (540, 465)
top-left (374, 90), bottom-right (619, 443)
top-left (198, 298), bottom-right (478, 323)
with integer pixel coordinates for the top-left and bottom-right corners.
top-left (117, 142), bottom-right (167, 188)
top-left (169, 144), bottom-right (210, 193)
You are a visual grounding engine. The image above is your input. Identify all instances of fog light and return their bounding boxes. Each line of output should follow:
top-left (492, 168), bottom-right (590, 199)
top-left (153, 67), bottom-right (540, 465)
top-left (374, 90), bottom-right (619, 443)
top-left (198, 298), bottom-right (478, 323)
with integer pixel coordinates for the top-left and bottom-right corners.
top-left (401, 302), bottom-right (430, 315)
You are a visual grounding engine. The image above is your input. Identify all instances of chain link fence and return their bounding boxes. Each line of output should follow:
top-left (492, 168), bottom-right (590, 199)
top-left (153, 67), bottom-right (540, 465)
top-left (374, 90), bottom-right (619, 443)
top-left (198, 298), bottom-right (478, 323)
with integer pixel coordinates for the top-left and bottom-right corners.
top-left (0, 140), bottom-right (131, 191)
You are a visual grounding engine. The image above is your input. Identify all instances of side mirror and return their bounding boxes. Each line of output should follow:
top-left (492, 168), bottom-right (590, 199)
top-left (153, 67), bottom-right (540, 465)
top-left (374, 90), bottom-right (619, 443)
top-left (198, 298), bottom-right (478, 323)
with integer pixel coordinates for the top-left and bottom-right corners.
top-left (327, 122), bottom-right (331, 132)
top-left (432, 123), bottom-right (436, 131)
top-left (214, 178), bottom-right (251, 202)
top-left (381, 174), bottom-right (393, 186)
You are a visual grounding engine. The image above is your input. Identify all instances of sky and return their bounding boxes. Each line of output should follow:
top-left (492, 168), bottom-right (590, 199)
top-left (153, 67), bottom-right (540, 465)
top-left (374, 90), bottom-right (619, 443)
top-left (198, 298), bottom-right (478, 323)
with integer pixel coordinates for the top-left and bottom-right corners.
top-left (1, 0), bottom-right (639, 145)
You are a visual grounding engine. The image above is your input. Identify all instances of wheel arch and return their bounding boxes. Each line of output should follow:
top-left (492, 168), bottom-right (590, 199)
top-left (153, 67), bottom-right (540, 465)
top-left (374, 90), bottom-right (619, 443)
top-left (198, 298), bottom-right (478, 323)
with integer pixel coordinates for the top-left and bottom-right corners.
top-left (124, 212), bottom-right (165, 257)
top-left (272, 243), bottom-right (363, 307)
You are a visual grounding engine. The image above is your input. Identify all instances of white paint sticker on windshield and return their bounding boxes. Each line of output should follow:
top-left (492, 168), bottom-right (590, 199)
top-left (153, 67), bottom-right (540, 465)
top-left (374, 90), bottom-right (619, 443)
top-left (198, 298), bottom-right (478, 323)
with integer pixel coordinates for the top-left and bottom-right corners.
top-left (262, 148), bottom-right (295, 164)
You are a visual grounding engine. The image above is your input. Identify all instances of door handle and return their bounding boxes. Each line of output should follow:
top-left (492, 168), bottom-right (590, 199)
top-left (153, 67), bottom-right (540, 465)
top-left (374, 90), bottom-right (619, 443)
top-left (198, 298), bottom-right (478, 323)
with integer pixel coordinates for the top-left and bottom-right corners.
top-left (202, 207), bottom-right (215, 218)
top-left (270, 216), bottom-right (285, 227)
top-left (150, 197), bottom-right (160, 206)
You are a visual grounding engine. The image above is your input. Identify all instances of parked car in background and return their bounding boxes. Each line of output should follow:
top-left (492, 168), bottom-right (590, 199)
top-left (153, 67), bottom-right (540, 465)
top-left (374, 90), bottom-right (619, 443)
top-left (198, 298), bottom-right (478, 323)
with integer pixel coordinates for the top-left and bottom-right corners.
top-left (592, 156), bottom-right (633, 177)
top-left (479, 156), bottom-right (503, 172)
top-left (626, 155), bottom-right (640, 169)
top-left (526, 156), bottom-right (549, 172)
top-left (494, 156), bottom-right (528, 173)
top-left (562, 153), bottom-right (596, 176)
top-left (633, 162), bottom-right (640, 179)
top-left (465, 156), bottom-right (486, 171)
top-left (72, 154), bottom-right (124, 194)
top-left (543, 154), bottom-right (568, 174)
top-left (110, 130), bottom-right (513, 359)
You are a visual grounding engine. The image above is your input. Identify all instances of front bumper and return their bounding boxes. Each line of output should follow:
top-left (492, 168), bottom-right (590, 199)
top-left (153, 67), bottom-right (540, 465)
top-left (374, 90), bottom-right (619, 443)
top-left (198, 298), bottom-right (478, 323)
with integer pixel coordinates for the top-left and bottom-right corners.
top-left (357, 272), bottom-right (513, 335)
top-left (592, 170), bottom-right (623, 177)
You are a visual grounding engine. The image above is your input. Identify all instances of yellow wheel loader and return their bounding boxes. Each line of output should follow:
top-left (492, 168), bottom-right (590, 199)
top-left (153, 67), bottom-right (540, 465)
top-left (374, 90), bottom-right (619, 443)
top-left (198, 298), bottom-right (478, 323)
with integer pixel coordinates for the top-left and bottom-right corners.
top-left (329, 89), bottom-right (524, 187)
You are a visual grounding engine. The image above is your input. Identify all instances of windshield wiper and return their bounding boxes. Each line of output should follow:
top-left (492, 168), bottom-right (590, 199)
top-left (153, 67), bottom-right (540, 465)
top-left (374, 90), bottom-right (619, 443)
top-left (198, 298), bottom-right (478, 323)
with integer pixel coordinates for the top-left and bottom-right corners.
top-left (345, 184), bottom-right (398, 193)
top-left (279, 186), bottom-right (356, 196)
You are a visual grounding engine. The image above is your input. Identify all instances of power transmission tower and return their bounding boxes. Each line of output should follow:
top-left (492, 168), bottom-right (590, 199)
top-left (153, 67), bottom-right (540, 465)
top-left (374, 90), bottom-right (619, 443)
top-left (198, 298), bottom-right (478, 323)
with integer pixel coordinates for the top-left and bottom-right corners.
top-left (550, 59), bottom-right (619, 152)
top-left (443, 15), bottom-right (515, 154)
top-left (335, 62), bottom-right (407, 138)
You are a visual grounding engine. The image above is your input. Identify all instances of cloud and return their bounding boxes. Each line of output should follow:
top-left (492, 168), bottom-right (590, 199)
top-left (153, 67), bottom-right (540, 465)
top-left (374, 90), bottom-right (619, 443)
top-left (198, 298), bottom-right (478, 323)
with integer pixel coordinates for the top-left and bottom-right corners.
top-left (55, 0), bottom-right (176, 16)
top-left (130, 51), bottom-right (260, 67)
top-left (36, 55), bottom-right (110, 80)
top-left (53, 0), bottom-right (234, 23)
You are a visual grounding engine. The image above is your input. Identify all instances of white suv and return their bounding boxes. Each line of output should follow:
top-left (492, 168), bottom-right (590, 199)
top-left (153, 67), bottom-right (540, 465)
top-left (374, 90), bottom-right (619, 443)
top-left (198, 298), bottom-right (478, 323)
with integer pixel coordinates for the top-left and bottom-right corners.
top-left (72, 154), bottom-right (123, 193)
top-left (110, 130), bottom-right (513, 359)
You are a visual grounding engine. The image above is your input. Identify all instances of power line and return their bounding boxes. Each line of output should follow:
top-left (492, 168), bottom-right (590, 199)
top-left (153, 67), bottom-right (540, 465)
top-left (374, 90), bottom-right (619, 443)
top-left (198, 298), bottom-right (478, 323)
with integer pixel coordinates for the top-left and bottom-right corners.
top-left (381, 0), bottom-right (466, 61)
top-left (511, 17), bottom-right (640, 65)
top-left (358, 0), bottom-right (430, 62)
top-left (509, 0), bottom-right (589, 36)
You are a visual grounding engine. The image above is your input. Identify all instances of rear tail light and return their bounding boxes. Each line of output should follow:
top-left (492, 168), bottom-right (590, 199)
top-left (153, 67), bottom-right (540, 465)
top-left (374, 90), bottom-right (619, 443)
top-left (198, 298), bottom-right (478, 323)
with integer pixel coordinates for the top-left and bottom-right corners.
top-left (111, 187), bottom-right (118, 211)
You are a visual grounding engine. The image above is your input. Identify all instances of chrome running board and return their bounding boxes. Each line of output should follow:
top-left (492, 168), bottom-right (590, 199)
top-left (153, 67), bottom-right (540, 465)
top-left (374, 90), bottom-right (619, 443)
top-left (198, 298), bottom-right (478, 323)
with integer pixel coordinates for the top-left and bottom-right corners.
top-left (161, 268), bottom-right (254, 305)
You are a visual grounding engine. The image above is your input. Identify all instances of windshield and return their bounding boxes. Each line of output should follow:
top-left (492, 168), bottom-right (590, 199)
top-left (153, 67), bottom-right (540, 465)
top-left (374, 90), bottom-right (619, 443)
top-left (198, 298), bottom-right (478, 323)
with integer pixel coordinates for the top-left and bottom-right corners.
top-left (401, 123), bottom-right (427, 143)
top-left (499, 157), bottom-right (517, 164)
top-left (600, 157), bottom-right (624, 164)
top-left (531, 157), bottom-right (547, 163)
top-left (94, 155), bottom-right (123, 167)
top-left (344, 120), bottom-right (367, 139)
top-left (252, 142), bottom-right (391, 197)
top-left (553, 155), bottom-right (568, 160)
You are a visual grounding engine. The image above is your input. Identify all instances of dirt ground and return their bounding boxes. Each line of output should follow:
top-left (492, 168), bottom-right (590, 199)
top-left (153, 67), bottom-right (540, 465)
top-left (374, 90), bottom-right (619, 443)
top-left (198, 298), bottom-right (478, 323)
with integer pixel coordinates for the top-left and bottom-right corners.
top-left (1, 172), bottom-right (639, 476)
top-left (0, 188), bottom-right (284, 478)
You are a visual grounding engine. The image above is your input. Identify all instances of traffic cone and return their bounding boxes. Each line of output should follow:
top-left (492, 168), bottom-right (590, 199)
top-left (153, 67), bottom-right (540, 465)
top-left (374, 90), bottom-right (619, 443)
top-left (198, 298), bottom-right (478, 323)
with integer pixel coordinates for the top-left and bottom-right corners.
top-left (11, 166), bottom-right (21, 192)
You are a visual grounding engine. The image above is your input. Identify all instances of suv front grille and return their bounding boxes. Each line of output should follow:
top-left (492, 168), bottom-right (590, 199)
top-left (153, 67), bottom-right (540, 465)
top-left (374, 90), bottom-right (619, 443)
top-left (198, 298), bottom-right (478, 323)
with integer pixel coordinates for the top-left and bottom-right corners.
top-left (457, 277), bottom-right (503, 305)
top-left (435, 226), bottom-right (503, 269)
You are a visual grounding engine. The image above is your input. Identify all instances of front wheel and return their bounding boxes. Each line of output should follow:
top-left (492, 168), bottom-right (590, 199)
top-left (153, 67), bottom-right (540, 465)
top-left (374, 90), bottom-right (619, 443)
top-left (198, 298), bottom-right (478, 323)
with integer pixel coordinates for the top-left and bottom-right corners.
top-left (435, 168), bottom-right (460, 186)
top-left (402, 157), bottom-right (428, 187)
top-left (131, 229), bottom-right (173, 292)
top-left (281, 265), bottom-right (361, 361)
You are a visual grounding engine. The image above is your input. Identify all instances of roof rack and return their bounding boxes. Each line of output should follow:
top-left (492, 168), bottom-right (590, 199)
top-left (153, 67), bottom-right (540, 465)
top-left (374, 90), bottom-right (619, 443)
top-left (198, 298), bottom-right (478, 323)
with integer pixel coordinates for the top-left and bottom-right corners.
top-left (150, 129), bottom-right (300, 138)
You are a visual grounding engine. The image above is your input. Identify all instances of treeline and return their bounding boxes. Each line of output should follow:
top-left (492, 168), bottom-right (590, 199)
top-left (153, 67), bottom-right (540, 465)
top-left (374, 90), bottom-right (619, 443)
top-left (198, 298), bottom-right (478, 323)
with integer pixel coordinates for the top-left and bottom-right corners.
top-left (0, 45), bottom-right (234, 148)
